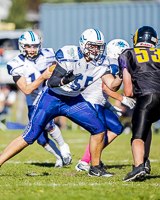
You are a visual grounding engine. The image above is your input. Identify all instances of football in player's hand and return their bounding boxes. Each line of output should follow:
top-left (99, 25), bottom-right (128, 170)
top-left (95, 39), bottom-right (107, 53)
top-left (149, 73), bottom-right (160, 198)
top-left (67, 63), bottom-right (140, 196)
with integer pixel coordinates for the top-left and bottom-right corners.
top-left (49, 61), bottom-right (57, 72)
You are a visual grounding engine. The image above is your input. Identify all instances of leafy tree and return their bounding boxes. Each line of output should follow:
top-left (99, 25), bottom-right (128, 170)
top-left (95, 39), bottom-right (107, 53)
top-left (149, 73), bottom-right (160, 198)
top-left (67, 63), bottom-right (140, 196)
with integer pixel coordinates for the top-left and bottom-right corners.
top-left (4, 0), bottom-right (131, 29)
top-left (4, 0), bottom-right (32, 29)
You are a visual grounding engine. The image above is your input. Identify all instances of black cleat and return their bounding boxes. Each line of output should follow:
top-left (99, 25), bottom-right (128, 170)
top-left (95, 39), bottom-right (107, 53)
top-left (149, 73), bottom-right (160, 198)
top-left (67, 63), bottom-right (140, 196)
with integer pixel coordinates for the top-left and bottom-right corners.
top-left (144, 159), bottom-right (151, 174)
top-left (100, 160), bottom-right (108, 169)
top-left (88, 165), bottom-right (113, 177)
top-left (122, 163), bottom-right (146, 182)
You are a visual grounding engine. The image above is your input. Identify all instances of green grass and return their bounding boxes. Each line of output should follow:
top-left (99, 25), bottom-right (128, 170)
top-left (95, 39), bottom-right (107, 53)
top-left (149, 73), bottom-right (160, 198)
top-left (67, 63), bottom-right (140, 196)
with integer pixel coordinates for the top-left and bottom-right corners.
top-left (0, 128), bottom-right (160, 200)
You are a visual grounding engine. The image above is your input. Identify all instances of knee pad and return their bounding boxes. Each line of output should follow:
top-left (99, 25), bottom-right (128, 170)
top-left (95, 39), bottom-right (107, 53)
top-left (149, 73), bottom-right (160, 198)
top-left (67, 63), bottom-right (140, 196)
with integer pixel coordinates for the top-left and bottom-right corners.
top-left (45, 119), bottom-right (55, 132)
top-left (104, 109), bottom-right (123, 135)
top-left (37, 131), bottom-right (49, 146)
top-left (109, 123), bottom-right (123, 136)
top-left (114, 124), bottom-right (123, 135)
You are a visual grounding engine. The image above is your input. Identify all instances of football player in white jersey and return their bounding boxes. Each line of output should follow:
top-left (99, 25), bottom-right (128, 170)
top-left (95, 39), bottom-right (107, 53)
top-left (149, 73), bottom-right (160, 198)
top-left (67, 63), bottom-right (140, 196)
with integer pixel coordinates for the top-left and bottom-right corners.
top-left (6, 31), bottom-right (71, 167)
top-left (75, 39), bottom-right (136, 171)
top-left (0, 28), bottom-right (123, 177)
top-left (75, 38), bottom-right (152, 172)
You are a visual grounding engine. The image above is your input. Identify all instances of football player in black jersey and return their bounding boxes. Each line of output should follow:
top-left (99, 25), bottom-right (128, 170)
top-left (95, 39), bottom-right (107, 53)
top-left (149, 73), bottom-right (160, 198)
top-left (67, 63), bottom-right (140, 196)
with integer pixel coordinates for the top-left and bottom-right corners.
top-left (119, 26), bottom-right (159, 182)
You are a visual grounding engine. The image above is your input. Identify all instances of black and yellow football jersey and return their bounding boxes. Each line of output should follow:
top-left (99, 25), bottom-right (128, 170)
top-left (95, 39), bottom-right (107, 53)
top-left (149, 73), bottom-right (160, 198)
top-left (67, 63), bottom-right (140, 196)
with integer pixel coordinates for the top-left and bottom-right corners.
top-left (119, 47), bottom-right (160, 98)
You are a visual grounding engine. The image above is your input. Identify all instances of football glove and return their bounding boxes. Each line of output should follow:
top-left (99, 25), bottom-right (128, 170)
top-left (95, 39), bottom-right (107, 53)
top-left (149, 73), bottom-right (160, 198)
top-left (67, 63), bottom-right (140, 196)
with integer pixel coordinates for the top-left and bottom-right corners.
top-left (109, 105), bottom-right (122, 118)
top-left (62, 70), bottom-right (82, 85)
top-left (121, 96), bottom-right (136, 109)
top-left (104, 101), bottom-right (122, 118)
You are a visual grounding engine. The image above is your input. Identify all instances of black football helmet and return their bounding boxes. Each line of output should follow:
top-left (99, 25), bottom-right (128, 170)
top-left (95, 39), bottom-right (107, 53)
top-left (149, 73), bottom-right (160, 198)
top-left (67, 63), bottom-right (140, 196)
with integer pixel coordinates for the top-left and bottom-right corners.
top-left (133, 26), bottom-right (158, 48)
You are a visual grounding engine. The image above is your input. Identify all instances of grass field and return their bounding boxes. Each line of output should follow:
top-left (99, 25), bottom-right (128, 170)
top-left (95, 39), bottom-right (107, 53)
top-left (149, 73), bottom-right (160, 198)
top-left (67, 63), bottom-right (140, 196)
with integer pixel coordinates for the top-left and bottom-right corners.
top-left (0, 128), bottom-right (160, 200)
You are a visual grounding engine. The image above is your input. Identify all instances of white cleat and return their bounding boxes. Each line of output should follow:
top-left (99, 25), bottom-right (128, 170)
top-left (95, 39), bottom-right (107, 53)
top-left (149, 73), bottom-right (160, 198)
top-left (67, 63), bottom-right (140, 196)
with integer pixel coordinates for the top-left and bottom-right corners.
top-left (54, 158), bottom-right (63, 168)
top-left (75, 160), bottom-right (90, 172)
top-left (62, 153), bottom-right (72, 165)
top-left (60, 143), bottom-right (72, 165)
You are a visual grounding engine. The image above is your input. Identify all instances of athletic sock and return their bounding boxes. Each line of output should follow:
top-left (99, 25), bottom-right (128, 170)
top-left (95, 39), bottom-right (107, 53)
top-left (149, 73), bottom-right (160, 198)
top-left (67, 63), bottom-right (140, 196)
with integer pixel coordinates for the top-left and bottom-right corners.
top-left (59, 142), bottom-right (71, 156)
top-left (49, 125), bottom-right (65, 147)
top-left (81, 143), bottom-right (91, 164)
top-left (44, 139), bottom-right (61, 159)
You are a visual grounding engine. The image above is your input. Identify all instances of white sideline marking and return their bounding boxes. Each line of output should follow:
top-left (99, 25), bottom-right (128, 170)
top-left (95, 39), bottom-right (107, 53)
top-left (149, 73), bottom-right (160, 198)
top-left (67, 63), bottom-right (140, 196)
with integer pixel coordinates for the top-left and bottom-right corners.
top-left (0, 144), bottom-right (7, 147)
top-left (73, 145), bottom-right (88, 148)
top-left (3, 183), bottom-right (109, 187)
top-left (5, 159), bottom-right (159, 164)
top-left (3, 182), bottom-right (159, 187)
top-left (6, 160), bottom-right (51, 164)
top-left (107, 160), bottom-right (129, 163)
top-left (3, 182), bottom-right (110, 187)
top-left (66, 139), bottom-right (88, 143)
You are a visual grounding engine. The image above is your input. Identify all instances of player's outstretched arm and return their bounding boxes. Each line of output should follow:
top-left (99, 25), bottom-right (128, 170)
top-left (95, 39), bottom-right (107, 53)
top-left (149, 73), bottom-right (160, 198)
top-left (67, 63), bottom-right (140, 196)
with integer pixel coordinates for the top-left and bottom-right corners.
top-left (102, 83), bottom-right (136, 109)
top-left (101, 73), bottom-right (122, 92)
top-left (47, 63), bottom-right (81, 88)
top-left (15, 67), bottom-right (52, 95)
top-left (102, 83), bottom-right (123, 101)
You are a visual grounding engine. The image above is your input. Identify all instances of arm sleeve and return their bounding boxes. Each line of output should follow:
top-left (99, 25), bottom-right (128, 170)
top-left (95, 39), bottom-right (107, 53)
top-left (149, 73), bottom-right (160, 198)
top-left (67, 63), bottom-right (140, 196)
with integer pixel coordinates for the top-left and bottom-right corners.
top-left (118, 50), bottom-right (131, 73)
top-left (13, 76), bottom-right (21, 83)
top-left (47, 62), bottom-right (67, 88)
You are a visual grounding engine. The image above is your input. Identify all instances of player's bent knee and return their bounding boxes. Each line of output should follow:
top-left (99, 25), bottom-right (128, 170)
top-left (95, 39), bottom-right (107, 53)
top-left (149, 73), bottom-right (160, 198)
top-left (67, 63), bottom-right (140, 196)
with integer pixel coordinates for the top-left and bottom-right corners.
top-left (116, 125), bottom-right (123, 135)
top-left (111, 124), bottom-right (123, 135)
top-left (23, 137), bottom-right (35, 145)
top-left (37, 138), bottom-right (48, 146)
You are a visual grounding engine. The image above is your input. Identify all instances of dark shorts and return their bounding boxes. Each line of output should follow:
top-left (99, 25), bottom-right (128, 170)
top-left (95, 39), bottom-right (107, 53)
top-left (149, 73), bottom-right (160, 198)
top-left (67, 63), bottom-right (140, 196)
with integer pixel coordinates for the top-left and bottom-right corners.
top-left (132, 93), bottom-right (160, 142)
top-left (22, 87), bottom-right (106, 144)
top-left (94, 104), bottom-right (123, 135)
top-left (28, 106), bottom-right (56, 145)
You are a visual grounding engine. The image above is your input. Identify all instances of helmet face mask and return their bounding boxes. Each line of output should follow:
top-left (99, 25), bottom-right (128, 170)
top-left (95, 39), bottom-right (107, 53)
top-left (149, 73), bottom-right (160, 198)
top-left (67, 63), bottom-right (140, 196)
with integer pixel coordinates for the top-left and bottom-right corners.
top-left (106, 39), bottom-right (130, 60)
top-left (24, 44), bottom-right (40, 60)
top-left (85, 42), bottom-right (105, 60)
top-left (133, 26), bottom-right (158, 48)
top-left (79, 28), bottom-right (106, 60)
top-left (18, 31), bottom-right (41, 61)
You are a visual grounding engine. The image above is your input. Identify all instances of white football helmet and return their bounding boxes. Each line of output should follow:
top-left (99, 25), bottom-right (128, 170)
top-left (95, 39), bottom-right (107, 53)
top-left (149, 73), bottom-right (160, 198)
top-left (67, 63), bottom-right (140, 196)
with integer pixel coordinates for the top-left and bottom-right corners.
top-left (106, 39), bottom-right (130, 60)
top-left (79, 28), bottom-right (106, 60)
top-left (18, 31), bottom-right (41, 60)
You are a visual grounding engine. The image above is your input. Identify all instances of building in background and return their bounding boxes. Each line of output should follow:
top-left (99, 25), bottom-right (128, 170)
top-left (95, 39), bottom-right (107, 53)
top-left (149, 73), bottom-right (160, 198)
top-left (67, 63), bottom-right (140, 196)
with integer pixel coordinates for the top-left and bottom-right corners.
top-left (40, 2), bottom-right (160, 51)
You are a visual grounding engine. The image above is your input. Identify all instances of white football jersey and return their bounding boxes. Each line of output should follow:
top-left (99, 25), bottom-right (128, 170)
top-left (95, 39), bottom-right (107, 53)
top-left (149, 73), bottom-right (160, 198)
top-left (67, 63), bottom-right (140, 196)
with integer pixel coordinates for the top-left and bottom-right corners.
top-left (54, 45), bottom-right (111, 97)
top-left (7, 48), bottom-right (55, 106)
top-left (82, 57), bottom-right (119, 106)
top-left (82, 78), bottom-right (107, 106)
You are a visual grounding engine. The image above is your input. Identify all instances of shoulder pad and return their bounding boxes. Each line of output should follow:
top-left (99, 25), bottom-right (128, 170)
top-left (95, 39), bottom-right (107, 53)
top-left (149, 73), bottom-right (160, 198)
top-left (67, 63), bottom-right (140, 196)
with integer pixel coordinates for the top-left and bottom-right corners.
top-left (56, 45), bottom-right (79, 61)
top-left (41, 48), bottom-right (55, 56)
